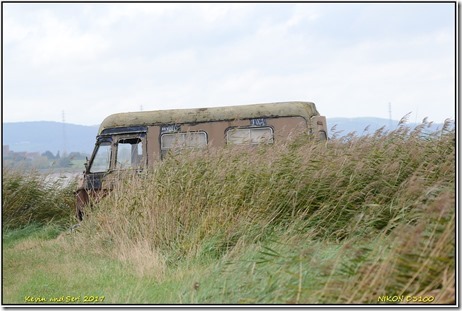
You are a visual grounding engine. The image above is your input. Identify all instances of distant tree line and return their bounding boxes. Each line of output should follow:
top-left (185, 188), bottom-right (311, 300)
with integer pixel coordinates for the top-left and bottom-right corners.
top-left (3, 149), bottom-right (89, 171)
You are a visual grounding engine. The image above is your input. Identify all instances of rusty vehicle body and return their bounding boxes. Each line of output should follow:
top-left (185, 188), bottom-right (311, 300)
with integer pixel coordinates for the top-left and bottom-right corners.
top-left (75, 101), bottom-right (327, 220)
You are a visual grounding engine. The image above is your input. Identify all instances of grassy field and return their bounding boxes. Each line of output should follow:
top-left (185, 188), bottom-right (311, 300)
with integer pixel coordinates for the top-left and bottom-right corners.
top-left (2, 119), bottom-right (456, 305)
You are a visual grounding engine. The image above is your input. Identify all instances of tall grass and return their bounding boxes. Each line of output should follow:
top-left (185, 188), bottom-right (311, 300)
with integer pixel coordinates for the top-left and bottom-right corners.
top-left (2, 168), bottom-right (76, 230)
top-left (3, 119), bottom-right (455, 304)
top-left (68, 119), bottom-right (455, 303)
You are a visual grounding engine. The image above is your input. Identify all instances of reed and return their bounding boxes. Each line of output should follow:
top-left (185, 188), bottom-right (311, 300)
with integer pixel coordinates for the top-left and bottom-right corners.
top-left (3, 118), bottom-right (455, 304)
top-left (2, 168), bottom-right (76, 230)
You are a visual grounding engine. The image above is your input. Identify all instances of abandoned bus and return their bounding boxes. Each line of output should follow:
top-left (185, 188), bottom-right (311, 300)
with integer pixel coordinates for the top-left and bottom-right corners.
top-left (75, 101), bottom-right (327, 220)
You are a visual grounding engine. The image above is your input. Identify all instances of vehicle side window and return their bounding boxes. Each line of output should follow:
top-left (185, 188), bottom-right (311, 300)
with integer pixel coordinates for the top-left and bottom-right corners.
top-left (226, 127), bottom-right (274, 145)
top-left (160, 131), bottom-right (207, 158)
top-left (90, 142), bottom-right (112, 173)
top-left (116, 138), bottom-right (144, 169)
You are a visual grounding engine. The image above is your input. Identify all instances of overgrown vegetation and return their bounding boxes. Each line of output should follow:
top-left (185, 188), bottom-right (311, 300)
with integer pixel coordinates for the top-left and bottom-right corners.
top-left (3, 150), bottom-right (88, 171)
top-left (2, 168), bottom-right (76, 230)
top-left (3, 119), bottom-right (455, 304)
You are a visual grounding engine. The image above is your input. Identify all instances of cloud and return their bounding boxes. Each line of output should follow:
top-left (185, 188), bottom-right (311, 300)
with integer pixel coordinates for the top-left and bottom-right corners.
top-left (3, 3), bottom-right (455, 126)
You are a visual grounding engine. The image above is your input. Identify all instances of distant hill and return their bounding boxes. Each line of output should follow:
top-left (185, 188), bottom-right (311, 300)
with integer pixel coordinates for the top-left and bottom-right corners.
top-left (328, 117), bottom-right (447, 137)
top-left (328, 117), bottom-right (398, 136)
top-left (2, 118), bottom-right (448, 154)
top-left (3, 122), bottom-right (99, 155)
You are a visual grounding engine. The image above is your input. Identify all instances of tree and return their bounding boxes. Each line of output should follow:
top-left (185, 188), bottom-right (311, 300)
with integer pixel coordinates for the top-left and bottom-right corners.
top-left (41, 151), bottom-right (55, 160)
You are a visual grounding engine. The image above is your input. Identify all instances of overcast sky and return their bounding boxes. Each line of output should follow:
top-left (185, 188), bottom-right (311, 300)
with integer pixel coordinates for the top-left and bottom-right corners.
top-left (3, 2), bottom-right (456, 126)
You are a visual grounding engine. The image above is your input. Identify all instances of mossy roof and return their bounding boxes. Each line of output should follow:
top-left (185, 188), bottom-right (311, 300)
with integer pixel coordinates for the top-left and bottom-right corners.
top-left (98, 101), bottom-right (320, 135)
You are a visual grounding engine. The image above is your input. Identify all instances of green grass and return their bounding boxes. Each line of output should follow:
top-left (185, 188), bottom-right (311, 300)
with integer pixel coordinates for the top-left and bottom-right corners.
top-left (2, 119), bottom-right (455, 305)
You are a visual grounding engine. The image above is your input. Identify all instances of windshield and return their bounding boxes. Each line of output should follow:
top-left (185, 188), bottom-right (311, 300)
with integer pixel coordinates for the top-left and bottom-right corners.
top-left (89, 141), bottom-right (112, 173)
